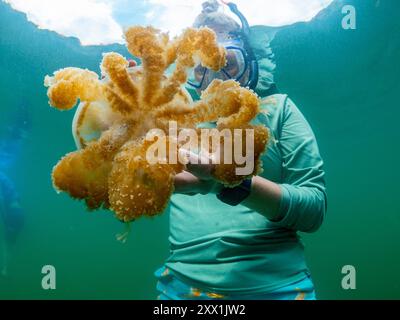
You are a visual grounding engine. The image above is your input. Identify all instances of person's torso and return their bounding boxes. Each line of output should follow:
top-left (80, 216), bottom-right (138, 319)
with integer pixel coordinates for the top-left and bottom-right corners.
top-left (165, 94), bottom-right (310, 294)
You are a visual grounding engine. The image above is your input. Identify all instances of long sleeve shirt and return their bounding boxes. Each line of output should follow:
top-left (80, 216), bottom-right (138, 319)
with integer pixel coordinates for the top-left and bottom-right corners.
top-left (164, 94), bottom-right (327, 295)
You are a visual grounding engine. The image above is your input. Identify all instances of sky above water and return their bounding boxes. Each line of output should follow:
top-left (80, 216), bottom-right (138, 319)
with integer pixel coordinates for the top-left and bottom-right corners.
top-left (4, 0), bottom-right (333, 45)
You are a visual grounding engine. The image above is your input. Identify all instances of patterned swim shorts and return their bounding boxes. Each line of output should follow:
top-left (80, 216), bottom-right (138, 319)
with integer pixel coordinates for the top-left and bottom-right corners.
top-left (154, 266), bottom-right (316, 300)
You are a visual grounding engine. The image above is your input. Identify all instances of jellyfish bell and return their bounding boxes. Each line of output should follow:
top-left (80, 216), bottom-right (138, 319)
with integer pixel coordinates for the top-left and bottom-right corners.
top-left (72, 64), bottom-right (194, 150)
top-left (72, 100), bottom-right (118, 149)
top-left (73, 65), bottom-right (140, 149)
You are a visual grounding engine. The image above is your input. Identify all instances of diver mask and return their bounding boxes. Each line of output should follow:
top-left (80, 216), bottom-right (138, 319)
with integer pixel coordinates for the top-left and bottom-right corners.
top-left (188, 36), bottom-right (250, 90)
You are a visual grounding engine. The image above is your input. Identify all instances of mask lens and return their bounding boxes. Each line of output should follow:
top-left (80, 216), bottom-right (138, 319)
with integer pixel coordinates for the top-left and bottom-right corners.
top-left (223, 47), bottom-right (246, 81)
top-left (187, 45), bottom-right (249, 89)
top-left (188, 65), bottom-right (208, 88)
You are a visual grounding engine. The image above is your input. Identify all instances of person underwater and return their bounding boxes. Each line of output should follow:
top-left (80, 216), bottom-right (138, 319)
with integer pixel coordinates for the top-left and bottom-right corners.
top-left (154, 0), bottom-right (327, 300)
top-left (0, 102), bottom-right (28, 276)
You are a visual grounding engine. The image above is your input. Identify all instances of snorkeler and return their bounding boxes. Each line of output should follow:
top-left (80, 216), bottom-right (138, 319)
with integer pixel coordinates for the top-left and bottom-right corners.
top-left (0, 102), bottom-right (28, 276)
top-left (154, 0), bottom-right (327, 300)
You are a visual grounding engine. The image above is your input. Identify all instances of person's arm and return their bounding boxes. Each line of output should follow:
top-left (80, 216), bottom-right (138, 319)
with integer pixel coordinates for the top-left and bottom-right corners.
top-left (241, 176), bottom-right (282, 221)
top-left (173, 164), bottom-right (283, 222)
top-left (269, 97), bottom-right (327, 233)
top-left (174, 97), bottom-right (327, 232)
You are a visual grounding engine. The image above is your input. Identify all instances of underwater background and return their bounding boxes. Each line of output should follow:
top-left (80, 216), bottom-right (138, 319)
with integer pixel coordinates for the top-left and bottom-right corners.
top-left (0, 0), bottom-right (399, 299)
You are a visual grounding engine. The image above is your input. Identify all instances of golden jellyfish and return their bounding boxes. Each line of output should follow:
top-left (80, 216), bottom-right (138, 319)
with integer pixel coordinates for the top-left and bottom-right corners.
top-left (44, 26), bottom-right (269, 223)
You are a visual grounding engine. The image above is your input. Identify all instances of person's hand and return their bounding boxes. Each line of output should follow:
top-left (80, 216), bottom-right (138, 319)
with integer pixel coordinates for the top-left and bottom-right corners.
top-left (180, 149), bottom-right (216, 180)
top-left (174, 171), bottom-right (220, 195)
top-left (174, 150), bottom-right (222, 195)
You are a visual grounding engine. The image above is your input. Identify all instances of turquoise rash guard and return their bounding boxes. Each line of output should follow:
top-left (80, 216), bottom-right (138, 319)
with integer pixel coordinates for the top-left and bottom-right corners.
top-left (163, 94), bottom-right (327, 295)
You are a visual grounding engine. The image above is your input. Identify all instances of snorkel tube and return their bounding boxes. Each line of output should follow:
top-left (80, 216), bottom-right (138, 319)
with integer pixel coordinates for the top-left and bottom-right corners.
top-left (221, 1), bottom-right (259, 90)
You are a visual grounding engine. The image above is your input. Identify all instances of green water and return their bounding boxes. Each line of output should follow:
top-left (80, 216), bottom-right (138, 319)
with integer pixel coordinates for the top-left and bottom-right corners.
top-left (0, 0), bottom-right (399, 299)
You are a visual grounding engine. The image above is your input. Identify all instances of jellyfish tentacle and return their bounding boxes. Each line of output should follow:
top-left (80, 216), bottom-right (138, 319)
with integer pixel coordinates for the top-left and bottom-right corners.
top-left (211, 124), bottom-right (269, 186)
top-left (108, 137), bottom-right (183, 221)
top-left (154, 100), bottom-right (214, 130)
top-left (103, 85), bottom-right (135, 116)
top-left (154, 28), bottom-right (227, 108)
top-left (165, 39), bottom-right (179, 67)
top-left (217, 88), bottom-right (260, 129)
top-left (52, 122), bottom-right (134, 210)
top-left (192, 27), bottom-right (227, 71)
top-left (101, 53), bottom-right (140, 112)
top-left (44, 67), bottom-right (104, 110)
top-left (198, 79), bottom-right (269, 186)
top-left (199, 80), bottom-right (259, 128)
top-left (124, 26), bottom-right (168, 108)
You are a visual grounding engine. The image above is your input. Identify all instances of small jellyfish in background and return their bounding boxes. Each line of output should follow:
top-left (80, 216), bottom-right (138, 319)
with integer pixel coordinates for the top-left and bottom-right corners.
top-left (0, 100), bottom-right (29, 277)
